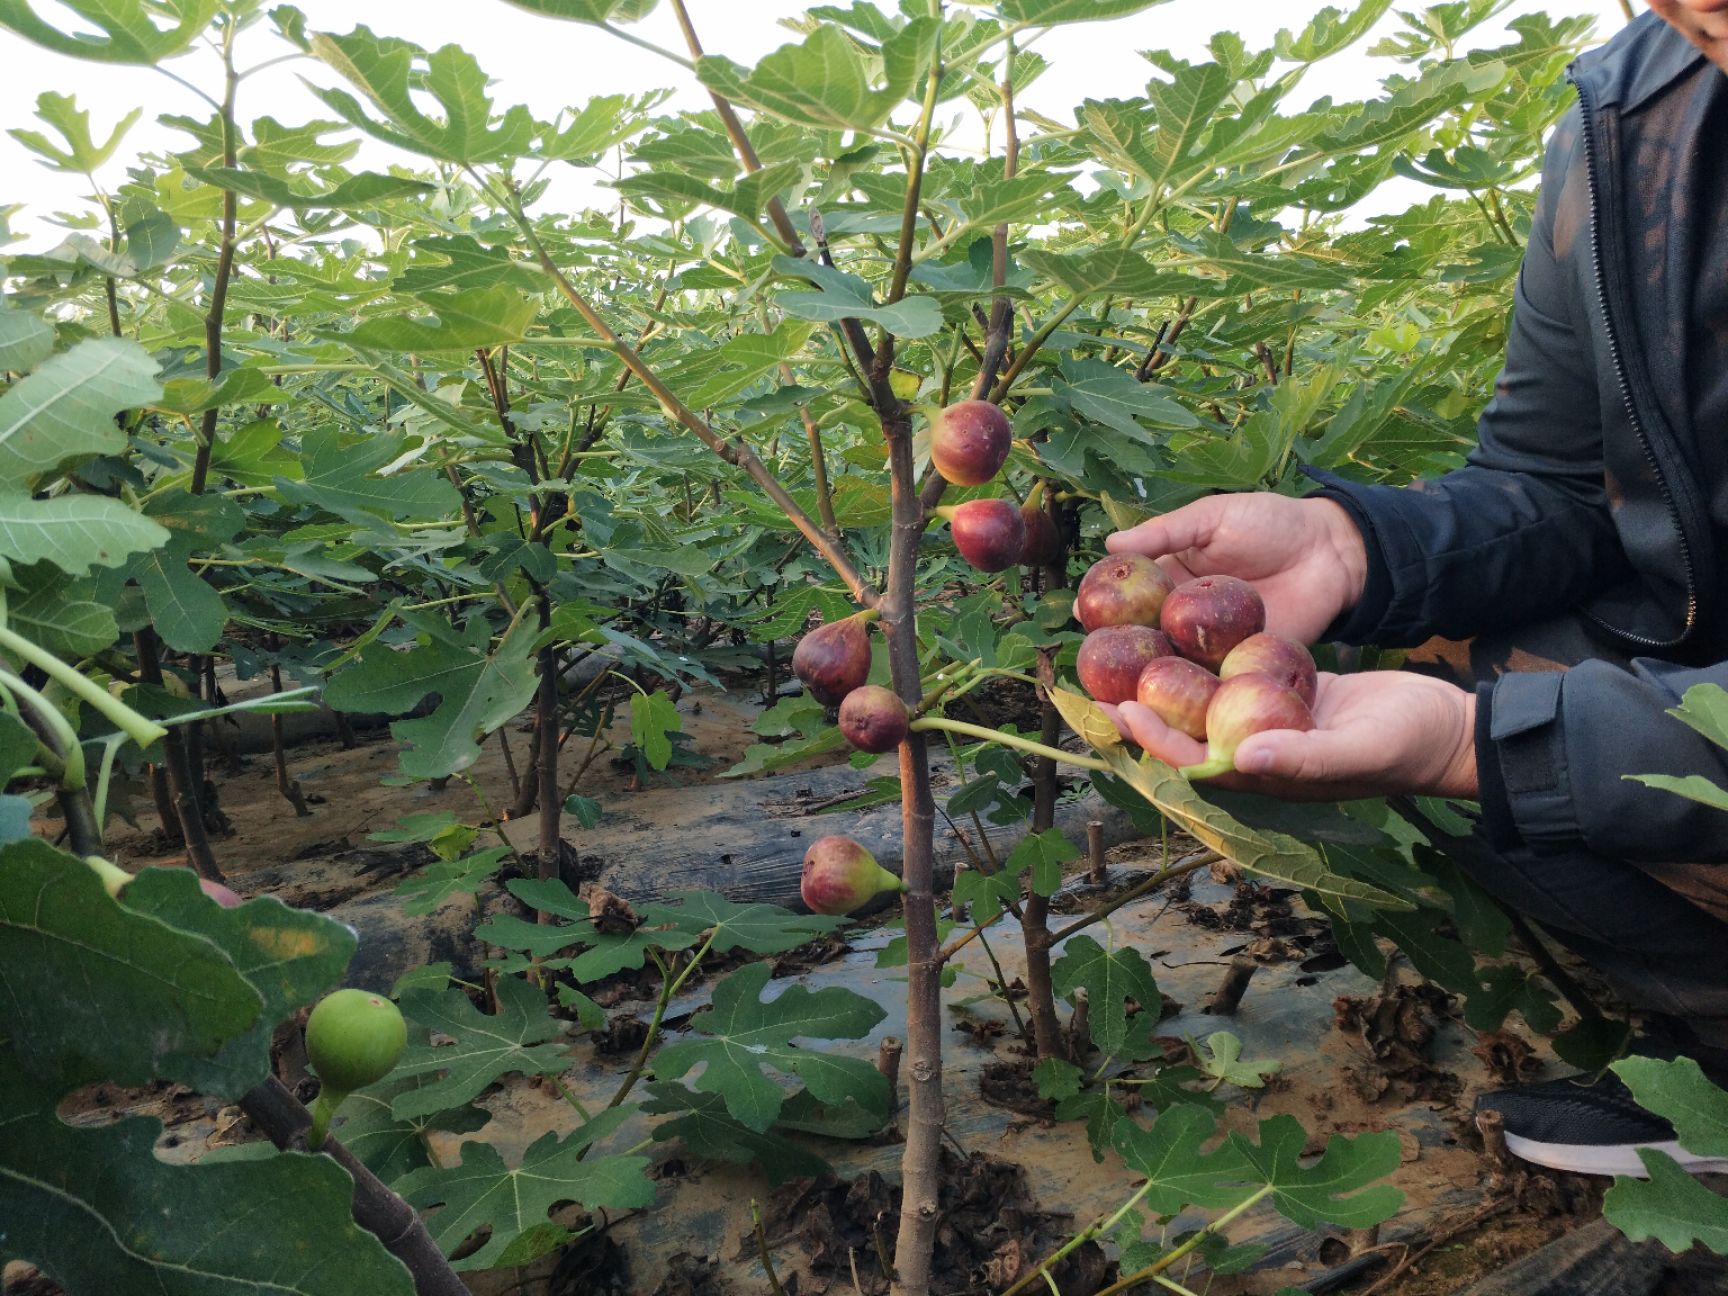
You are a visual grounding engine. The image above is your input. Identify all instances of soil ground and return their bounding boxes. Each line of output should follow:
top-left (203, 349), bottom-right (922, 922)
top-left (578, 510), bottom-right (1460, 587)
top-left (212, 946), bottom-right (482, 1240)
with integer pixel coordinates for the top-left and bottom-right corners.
top-left (12, 681), bottom-right (1727, 1296)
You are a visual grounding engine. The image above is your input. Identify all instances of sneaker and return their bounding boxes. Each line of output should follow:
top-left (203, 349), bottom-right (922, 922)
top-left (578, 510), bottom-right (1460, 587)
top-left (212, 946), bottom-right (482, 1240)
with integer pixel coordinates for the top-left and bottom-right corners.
top-left (1475, 1067), bottom-right (1728, 1177)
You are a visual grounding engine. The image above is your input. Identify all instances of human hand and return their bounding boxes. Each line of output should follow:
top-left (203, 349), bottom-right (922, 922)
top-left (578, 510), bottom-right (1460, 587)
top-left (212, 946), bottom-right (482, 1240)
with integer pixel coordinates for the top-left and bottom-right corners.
top-left (1106, 494), bottom-right (1368, 644)
top-left (1100, 669), bottom-right (1478, 802)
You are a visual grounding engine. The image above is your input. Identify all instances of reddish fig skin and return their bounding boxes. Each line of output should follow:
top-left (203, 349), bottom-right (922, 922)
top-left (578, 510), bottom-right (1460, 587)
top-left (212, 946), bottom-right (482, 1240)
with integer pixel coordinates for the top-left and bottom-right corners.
top-left (1019, 502), bottom-right (1063, 569)
top-left (199, 877), bottom-right (244, 908)
top-left (838, 685), bottom-right (910, 754)
top-left (930, 399), bottom-right (1012, 486)
top-left (1075, 554), bottom-right (1176, 632)
top-left (801, 835), bottom-right (907, 915)
top-left (1135, 656), bottom-right (1221, 740)
top-left (1160, 575), bottom-right (1266, 670)
top-left (1077, 625), bottom-right (1174, 705)
top-left (793, 612), bottom-right (875, 706)
top-left (1181, 672), bottom-right (1314, 780)
top-left (945, 499), bottom-right (1026, 573)
top-left (1218, 633), bottom-right (1317, 708)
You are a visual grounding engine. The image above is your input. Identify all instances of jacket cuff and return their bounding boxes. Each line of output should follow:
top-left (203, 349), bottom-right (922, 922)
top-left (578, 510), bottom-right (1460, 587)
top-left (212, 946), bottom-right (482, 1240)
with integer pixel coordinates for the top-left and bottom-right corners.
top-left (1481, 672), bottom-right (1584, 853)
top-left (1301, 470), bottom-right (1393, 645)
top-left (1473, 681), bottom-right (1519, 850)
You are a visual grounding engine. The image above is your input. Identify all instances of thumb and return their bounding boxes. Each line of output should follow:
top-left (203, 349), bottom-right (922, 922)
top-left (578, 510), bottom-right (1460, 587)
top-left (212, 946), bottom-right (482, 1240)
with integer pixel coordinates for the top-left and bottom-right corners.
top-left (1233, 729), bottom-right (1341, 781)
top-left (1105, 499), bottom-right (1218, 559)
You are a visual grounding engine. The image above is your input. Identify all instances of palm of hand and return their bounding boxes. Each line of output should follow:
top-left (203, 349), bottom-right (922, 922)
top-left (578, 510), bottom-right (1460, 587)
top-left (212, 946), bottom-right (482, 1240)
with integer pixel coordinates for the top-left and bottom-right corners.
top-left (1106, 669), bottom-right (1476, 802)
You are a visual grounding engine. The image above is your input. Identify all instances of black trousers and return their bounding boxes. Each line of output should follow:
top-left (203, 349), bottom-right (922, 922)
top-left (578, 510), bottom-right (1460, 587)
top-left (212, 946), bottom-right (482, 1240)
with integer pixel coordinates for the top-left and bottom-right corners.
top-left (1402, 618), bottom-right (1728, 1052)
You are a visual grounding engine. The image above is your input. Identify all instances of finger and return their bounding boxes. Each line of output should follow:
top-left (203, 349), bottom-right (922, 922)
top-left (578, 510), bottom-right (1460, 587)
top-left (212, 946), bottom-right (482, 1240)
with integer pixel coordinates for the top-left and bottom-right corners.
top-left (1233, 727), bottom-right (1360, 782)
top-left (1105, 499), bottom-right (1218, 560)
top-left (1115, 701), bottom-right (1207, 768)
top-left (1096, 701), bottom-right (1133, 742)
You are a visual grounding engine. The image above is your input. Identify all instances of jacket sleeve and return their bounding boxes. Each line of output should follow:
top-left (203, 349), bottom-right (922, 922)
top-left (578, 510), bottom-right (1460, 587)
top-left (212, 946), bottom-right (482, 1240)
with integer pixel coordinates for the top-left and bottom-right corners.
top-left (1311, 107), bottom-right (1635, 648)
top-left (1476, 661), bottom-right (1728, 863)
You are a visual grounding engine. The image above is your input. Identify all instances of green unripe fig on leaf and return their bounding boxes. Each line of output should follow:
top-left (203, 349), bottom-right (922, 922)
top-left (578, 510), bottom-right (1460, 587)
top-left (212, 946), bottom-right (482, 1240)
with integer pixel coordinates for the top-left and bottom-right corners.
top-left (1135, 656), bottom-right (1221, 740)
top-left (1077, 625), bottom-right (1173, 704)
top-left (304, 988), bottom-right (408, 1148)
top-left (929, 399), bottom-right (1012, 486)
top-left (800, 835), bottom-right (906, 915)
top-left (792, 609), bottom-right (877, 706)
top-left (1160, 575), bottom-right (1266, 671)
top-left (1218, 632), bottom-right (1317, 707)
top-left (1075, 554), bottom-right (1175, 632)
top-left (1179, 673), bottom-right (1314, 781)
top-left (938, 499), bottom-right (1026, 573)
top-left (838, 684), bottom-right (910, 754)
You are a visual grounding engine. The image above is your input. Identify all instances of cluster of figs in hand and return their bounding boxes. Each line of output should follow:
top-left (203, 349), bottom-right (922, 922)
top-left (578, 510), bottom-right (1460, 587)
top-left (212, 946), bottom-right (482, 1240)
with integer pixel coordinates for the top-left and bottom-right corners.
top-left (1073, 556), bottom-right (1316, 779)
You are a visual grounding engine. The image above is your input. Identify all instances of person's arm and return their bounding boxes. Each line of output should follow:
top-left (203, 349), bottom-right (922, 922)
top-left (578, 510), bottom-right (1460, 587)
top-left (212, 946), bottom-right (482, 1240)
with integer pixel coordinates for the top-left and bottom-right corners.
top-left (1479, 659), bottom-right (1728, 862)
top-left (1314, 107), bottom-right (1635, 648)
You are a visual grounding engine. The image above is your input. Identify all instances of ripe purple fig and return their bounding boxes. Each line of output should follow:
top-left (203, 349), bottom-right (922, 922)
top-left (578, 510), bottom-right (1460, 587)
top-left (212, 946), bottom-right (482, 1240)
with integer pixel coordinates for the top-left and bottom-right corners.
top-left (1075, 554), bottom-right (1176, 632)
top-left (801, 835), bottom-right (907, 915)
top-left (1218, 633), bottom-right (1317, 708)
top-left (1180, 673), bottom-right (1314, 780)
top-left (838, 684), bottom-right (909, 753)
top-left (1077, 625), bottom-right (1174, 705)
top-left (1135, 656), bottom-right (1222, 740)
top-left (930, 399), bottom-right (1012, 486)
top-left (941, 499), bottom-right (1026, 573)
top-left (1019, 501), bottom-right (1063, 569)
top-left (1160, 575), bottom-right (1266, 671)
top-left (793, 611), bottom-right (876, 706)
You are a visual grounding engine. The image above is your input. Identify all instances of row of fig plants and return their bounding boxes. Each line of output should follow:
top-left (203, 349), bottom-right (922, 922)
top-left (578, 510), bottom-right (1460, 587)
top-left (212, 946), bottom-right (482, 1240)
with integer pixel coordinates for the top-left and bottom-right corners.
top-left (5, 0), bottom-right (1714, 1293)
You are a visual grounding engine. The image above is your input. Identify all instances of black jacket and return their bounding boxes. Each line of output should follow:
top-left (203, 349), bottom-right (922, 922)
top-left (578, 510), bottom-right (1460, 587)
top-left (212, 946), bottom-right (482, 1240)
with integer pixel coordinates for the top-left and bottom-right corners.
top-left (1313, 14), bottom-right (1728, 917)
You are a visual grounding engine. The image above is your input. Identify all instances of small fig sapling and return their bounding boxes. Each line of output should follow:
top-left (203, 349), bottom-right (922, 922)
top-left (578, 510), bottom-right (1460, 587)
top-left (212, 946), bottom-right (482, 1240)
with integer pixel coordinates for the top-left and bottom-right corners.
top-left (1219, 632), bottom-right (1317, 707)
top-left (1077, 625), bottom-right (1173, 704)
top-left (792, 610), bottom-right (876, 705)
top-left (1161, 575), bottom-right (1266, 670)
top-left (1075, 554), bottom-right (1175, 632)
top-left (930, 399), bottom-right (1012, 486)
top-left (839, 684), bottom-right (910, 753)
top-left (1135, 657), bottom-right (1221, 740)
top-left (940, 499), bottom-right (1026, 572)
top-left (801, 835), bottom-right (907, 915)
top-left (1180, 673), bottom-right (1314, 780)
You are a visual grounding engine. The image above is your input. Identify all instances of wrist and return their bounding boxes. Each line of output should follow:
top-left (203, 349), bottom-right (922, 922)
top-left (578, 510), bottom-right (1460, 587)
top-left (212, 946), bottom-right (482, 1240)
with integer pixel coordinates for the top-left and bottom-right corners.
top-left (1436, 687), bottom-right (1479, 799)
top-left (1310, 497), bottom-right (1369, 616)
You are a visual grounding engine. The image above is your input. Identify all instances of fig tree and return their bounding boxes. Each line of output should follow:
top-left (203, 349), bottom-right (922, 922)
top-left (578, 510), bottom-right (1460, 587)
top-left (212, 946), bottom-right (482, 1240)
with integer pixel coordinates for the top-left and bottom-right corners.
top-left (1218, 632), bottom-right (1317, 707)
top-left (1077, 624), bottom-right (1174, 704)
top-left (940, 499), bottom-right (1026, 573)
top-left (1075, 554), bottom-right (1175, 632)
top-left (1134, 656), bottom-right (1221, 740)
top-left (792, 610), bottom-right (876, 705)
top-left (1180, 673), bottom-right (1314, 780)
top-left (930, 399), bottom-right (1012, 486)
top-left (838, 684), bottom-right (910, 753)
top-left (1160, 575), bottom-right (1266, 670)
top-left (801, 835), bottom-right (907, 915)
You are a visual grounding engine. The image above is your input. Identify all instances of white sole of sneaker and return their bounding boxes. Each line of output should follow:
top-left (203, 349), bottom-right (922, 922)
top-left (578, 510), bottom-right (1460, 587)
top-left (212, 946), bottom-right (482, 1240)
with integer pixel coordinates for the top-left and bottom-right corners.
top-left (1501, 1132), bottom-right (1728, 1178)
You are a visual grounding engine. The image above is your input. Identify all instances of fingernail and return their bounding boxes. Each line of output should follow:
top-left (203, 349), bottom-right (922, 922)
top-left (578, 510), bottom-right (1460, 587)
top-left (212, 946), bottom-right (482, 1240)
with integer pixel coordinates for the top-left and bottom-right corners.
top-left (1237, 749), bottom-right (1273, 774)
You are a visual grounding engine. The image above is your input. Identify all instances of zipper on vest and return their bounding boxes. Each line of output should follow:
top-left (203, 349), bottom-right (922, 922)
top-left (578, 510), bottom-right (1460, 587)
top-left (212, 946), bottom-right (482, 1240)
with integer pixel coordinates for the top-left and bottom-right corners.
top-left (1571, 73), bottom-right (1700, 648)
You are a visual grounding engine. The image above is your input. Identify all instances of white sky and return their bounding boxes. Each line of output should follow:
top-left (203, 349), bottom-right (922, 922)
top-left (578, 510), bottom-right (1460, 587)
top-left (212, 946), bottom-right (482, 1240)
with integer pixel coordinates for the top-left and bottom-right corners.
top-left (0, 0), bottom-right (1637, 247)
